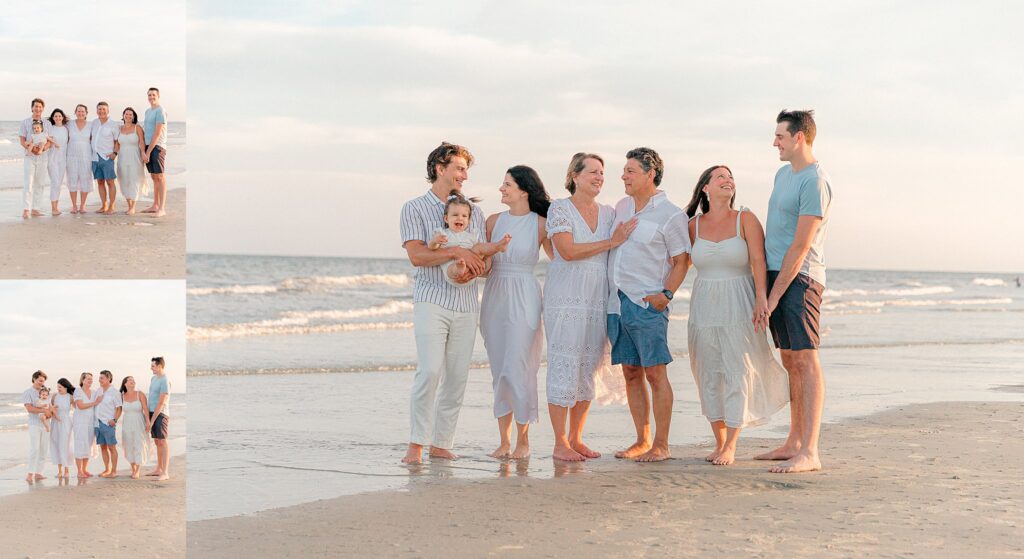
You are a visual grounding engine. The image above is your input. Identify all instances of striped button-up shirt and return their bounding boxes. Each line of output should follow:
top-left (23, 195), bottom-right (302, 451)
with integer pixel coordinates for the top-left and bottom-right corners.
top-left (400, 189), bottom-right (485, 313)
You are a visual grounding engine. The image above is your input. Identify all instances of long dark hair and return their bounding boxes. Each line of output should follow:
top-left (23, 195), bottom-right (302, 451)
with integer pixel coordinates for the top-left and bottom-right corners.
top-left (48, 108), bottom-right (68, 126)
top-left (685, 164), bottom-right (734, 217)
top-left (119, 376), bottom-right (133, 394)
top-left (506, 165), bottom-right (551, 217)
top-left (58, 378), bottom-right (75, 396)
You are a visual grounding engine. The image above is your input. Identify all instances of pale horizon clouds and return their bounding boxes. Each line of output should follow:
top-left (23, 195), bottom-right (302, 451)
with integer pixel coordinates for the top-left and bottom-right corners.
top-left (0, 281), bottom-right (186, 394)
top-left (188, 1), bottom-right (1023, 273)
top-left (0, 2), bottom-right (186, 120)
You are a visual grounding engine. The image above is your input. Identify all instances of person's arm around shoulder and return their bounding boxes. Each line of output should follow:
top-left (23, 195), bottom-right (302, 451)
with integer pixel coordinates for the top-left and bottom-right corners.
top-left (741, 210), bottom-right (770, 331)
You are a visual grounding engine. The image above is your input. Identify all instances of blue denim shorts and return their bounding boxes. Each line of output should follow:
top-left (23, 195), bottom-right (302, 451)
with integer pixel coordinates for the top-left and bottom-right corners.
top-left (91, 157), bottom-right (116, 180)
top-left (95, 421), bottom-right (117, 445)
top-left (608, 291), bottom-right (673, 367)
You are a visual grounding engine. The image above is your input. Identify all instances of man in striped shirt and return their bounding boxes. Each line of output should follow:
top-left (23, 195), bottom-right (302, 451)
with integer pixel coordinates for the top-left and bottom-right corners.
top-left (400, 142), bottom-right (486, 464)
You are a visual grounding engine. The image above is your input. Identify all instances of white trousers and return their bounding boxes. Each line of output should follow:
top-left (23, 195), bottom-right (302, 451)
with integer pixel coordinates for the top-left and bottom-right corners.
top-left (28, 424), bottom-right (49, 474)
top-left (409, 301), bottom-right (478, 449)
top-left (23, 157), bottom-right (49, 211)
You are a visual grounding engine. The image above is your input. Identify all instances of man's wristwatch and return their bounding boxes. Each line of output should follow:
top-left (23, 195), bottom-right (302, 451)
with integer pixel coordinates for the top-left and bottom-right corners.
top-left (661, 289), bottom-right (674, 301)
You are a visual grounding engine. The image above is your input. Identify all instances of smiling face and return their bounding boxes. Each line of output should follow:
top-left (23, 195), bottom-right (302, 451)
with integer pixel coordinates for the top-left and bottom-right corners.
top-left (444, 203), bottom-right (471, 232)
top-left (703, 167), bottom-right (736, 202)
top-left (33, 375), bottom-right (47, 389)
top-left (98, 374), bottom-right (111, 389)
top-left (621, 158), bottom-right (654, 197)
top-left (31, 101), bottom-right (43, 119)
top-left (32, 122), bottom-right (43, 134)
top-left (75, 105), bottom-right (87, 121)
top-left (437, 156), bottom-right (469, 192)
top-left (97, 104), bottom-right (109, 120)
top-left (53, 112), bottom-right (65, 126)
top-left (774, 122), bottom-right (799, 162)
top-left (125, 376), bottom-right (136, 391)
top-left (573, 157), bottom-right (604, 198)
top-left (148, 89), bottom-right (159, 106)
top-left (57, 383), bottom-right (68, 395)
top-left (81, 373), bottom-right (93, 389)
top-left (500, 173), bottom-right (527, 207)
top-left (123, 109), bottom-right (136, 124)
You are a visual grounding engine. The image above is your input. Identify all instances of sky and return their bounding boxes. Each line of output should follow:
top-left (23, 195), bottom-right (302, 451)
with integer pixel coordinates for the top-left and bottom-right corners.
top-left (0, 1), bottom-right (186, 120)
top-left (185, 1), bottom-right (1024, 273)
top-left (0, 281), bottom-right (186, 394)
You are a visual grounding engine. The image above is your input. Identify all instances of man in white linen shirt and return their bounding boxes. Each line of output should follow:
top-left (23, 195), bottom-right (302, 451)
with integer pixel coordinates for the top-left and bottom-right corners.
top-left (399, 142), bottom-right (486, 465)
top-left (90, 101), bottom-right (120, 214)
top-left (21, 370), bottom-right (51, 481)
top-left (607, 147), bottom-right (691, 463)
top-left (94, 370), bottom-right (123, 477)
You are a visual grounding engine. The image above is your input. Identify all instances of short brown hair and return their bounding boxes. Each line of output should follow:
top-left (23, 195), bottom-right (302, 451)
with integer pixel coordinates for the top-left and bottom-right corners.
top-left (152, 356), bottom-right (165, 367)
top-left (148, 87), bottom-right (160, 94)
top-left (32, 370), bottom-right (47, 381)
top-left (776, 109), bottom-right (817, 145)
top-left (99, 370), bottom-right (113, 381)
top-left (625, 147), bottom-right (664, 186)
top-left (31, 98), bottom-right (44, 108)
top-left (426, 142), bottom-right (474, 183)
top-left (564, 152), bottom-right (604, 194)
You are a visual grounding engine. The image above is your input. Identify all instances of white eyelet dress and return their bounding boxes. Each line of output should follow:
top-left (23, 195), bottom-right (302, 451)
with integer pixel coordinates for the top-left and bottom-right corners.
top-left (688, 210), bottom-right (790, 428)
top-left (480, 211), bottom-right (543, 423)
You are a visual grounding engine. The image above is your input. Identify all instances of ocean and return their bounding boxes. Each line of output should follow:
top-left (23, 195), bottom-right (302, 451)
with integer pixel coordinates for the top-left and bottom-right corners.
top-left (0, 120), bottom-right (186, 222)
top-left (186, 254), bottom-right (1024, 520)
top-left (0, 393), bottom-right (187, 497)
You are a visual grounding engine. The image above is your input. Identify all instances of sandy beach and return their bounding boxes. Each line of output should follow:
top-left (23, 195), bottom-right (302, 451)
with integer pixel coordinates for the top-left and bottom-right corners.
top-left (0, 456), bottom-right (185, 558)
top-left (188, 402), bottom-right (1023, 557)
top-left (0, 188), bottom-right (185, 279)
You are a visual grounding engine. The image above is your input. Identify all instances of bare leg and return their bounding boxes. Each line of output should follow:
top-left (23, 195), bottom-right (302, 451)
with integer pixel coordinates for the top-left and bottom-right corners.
top-left (107, 445), bottom-right (119, 477)
top-left (126, 199), bottom-right (136, 215)
top-left (568, 400), bottom-right (600, 458)
top-left (96, 180), bottom-right (108, 212)
top-left (489, 413), bottom-right (513, 458)
top-left (706, 420), bottom-right (726, 461)
top-left (548, 403), bottom-right (585, 461)
top-left (510, 422), bottom-right (530, 459)
top-left (152, 173), bottom-right (166, 217)
top-left (636, 365), bottom-right (673, 462)
top-left (100, 445), bottom-right (112, 476)
top-left (756, 350), bottom-right (805, 460)
top-left (772, 350), bottom-right (824, 473)
top-left (70, 192), bottom-right (79, 213)
top-left (82, 458), bottom-right (91, 477)
top-left (51, 200), bottom-right (61, 216)
top-left (104, 181), bottom-right (117, 213)
top-left (713, 426), bottom-right (741, 465)
top-left (615, 364), bottom-right (652, 458)
top-left (156, 439), bottom-right (170, 479)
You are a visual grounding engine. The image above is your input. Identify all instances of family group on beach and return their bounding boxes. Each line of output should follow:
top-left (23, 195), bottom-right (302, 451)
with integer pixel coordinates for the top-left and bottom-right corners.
top-left (400, 110), bottom-right (831, 474)
top-left (20, 358), bottom-right (172, 482)
top-left (17, 88), bottom-right (171, 218)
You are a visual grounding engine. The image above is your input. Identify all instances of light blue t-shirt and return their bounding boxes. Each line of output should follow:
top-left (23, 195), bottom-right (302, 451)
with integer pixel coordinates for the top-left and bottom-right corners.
top-left (765, 162), bottom-right (832, 286)
top-left (148, 375), bottom-right (169, 415)
top-left (143, 106), bottom-right (167, 148)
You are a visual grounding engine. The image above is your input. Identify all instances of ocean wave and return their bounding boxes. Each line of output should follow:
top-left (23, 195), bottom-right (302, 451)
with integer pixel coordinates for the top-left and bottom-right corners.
top-left (188, 320), bottom-right (414, 341)
top-left (188, 274), bottom-right (411, 296)
top-left (973, 278), bottom-right (1007, 286)
top-left (282, 301), bottom-right (414, 320)
top-left (0, 423), bottom-right (28, 432)
top-left (823, 286), bottom-right (954, 297)
top-left (824, 297), bottom-right (1012, 310)
top-left (0, 156), bottom-right (20, 164)
top-left (0, 139), bottom-right (12, 144)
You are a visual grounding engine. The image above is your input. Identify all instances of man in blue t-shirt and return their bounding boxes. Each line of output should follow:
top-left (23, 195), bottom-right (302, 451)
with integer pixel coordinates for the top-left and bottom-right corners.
top-left (142, 87), bottom-right (169, 217)
top-left (757, 109), bottom-right (832, 474)
top-left (147, 356), bottom-right (171, 480)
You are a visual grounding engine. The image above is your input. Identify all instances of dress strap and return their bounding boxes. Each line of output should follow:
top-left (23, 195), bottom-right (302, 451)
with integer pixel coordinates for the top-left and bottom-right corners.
top-left (695, 214), bottom-right (701, 237)
top-left (735, 208), bottom-right (744, 236)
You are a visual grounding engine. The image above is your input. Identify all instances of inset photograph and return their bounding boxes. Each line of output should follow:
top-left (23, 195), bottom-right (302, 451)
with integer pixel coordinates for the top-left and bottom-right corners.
top-left (0, 5), bottom-right (185, 279)
top-left (0, 280), bottom-right (186, 557)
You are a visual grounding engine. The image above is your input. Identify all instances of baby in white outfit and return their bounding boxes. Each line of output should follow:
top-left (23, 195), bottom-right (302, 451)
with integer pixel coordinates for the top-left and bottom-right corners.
top-left (429, 190), bottom-right (510, 285)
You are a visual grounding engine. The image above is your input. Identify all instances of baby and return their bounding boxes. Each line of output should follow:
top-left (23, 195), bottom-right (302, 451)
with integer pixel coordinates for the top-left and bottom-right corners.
top-left (35, 387), bottom-right (52, 433)
top-left (27, 120), bottom-right (48, 156)
top-left (429, 190), bottom-right (510, 285)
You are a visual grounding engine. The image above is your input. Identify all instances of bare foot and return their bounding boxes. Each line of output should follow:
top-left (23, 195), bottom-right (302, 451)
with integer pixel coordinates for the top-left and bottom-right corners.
top-left (401, 445), bottom-right (422, 465)
top-left (145, 470), bottom-right (162, 477)
top-left (71, 208), bottom-right (79, 214)
top-left (488, 444), bottom-right (511, 459)
top-left (52, 210), bottom-right (61, 216)
top-left (754, 443), bottom-right (801, 461)
top-left (107, 473), bottom-right (118, 479)
top-left (22, 210), bottom-right (30, 219)
top-left (31, 210), bottom-right (44, 217)
top-left (131, 472), bottom-right (140, 479)
top-left (614, 440), bottom-right (651, 459)
top-left (770, 453), bottom-right (821, 474)
top-left (635, 447), bottom-right (671, 463)
top-left (510, 444), bottom-right (531, 460)
top-left (496, 234), bottom-right (512, 252)
top-left (34, 474), bottom-right (46, 480)
top-left (552, 445), bottom-right (586, 462)
top-left (126, 209), bottom-right (135, 216)
top-left (712, 447), bottom-right (736, 466)
top-left (570, 441), bottom-right (601, 459)
top-left (429, 447), bottom-right (459, 460)
top-left (705, 448), bottom-right (723, 462)
top-left (142, 206), bottom-right (158, 213)
top-left (153, 210), bottom-right (166, 218)
top-left (82, 471), bottom-right (93, 478)
top-left (25, 474), bottom-right (33, 481)
top-left (157, 474), bottom-right (170, 481)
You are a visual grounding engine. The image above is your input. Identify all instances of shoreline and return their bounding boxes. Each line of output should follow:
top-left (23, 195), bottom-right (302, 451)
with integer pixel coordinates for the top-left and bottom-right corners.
top-left (0, 187), bottom-right (185, 279)
top-left (1, 456), bottom-right (185, 558)
top-left (188, 401), bottom-right (1024, 557)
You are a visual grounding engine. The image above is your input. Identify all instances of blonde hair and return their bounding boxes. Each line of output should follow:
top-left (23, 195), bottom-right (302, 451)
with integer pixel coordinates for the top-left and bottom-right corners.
top-left (564, 152), bottom-right (604, 194)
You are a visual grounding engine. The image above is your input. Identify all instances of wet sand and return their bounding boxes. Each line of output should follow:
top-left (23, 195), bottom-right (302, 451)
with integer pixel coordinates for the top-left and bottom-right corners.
top-left (0, 188), bottom-right (185, 279)
top-left (188, 402), bottom-right (1023, 558)
top-left (0, 456), bottom-right (185, 558)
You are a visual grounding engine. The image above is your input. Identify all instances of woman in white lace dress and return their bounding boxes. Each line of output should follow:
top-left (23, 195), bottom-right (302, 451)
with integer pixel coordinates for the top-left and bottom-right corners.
top-left (544, 152), bottom-right (635, 461)
top-left (66, 104), bottom-right (93, 214)
top-left (119, 376), bottom-right (151, 479)
top-left (480, 165), bottom-right (553, 460)
top-left (685, 165), bottom-right (789, 465)
top-left (116, 107), bottom-right (148, 215)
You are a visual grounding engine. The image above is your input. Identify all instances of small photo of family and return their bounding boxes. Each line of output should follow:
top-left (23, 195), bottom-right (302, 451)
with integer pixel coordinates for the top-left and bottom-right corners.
top-left (1, 6), bottom-right (185, 280)
top-left (0, 279), bottom-right (186, 556)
